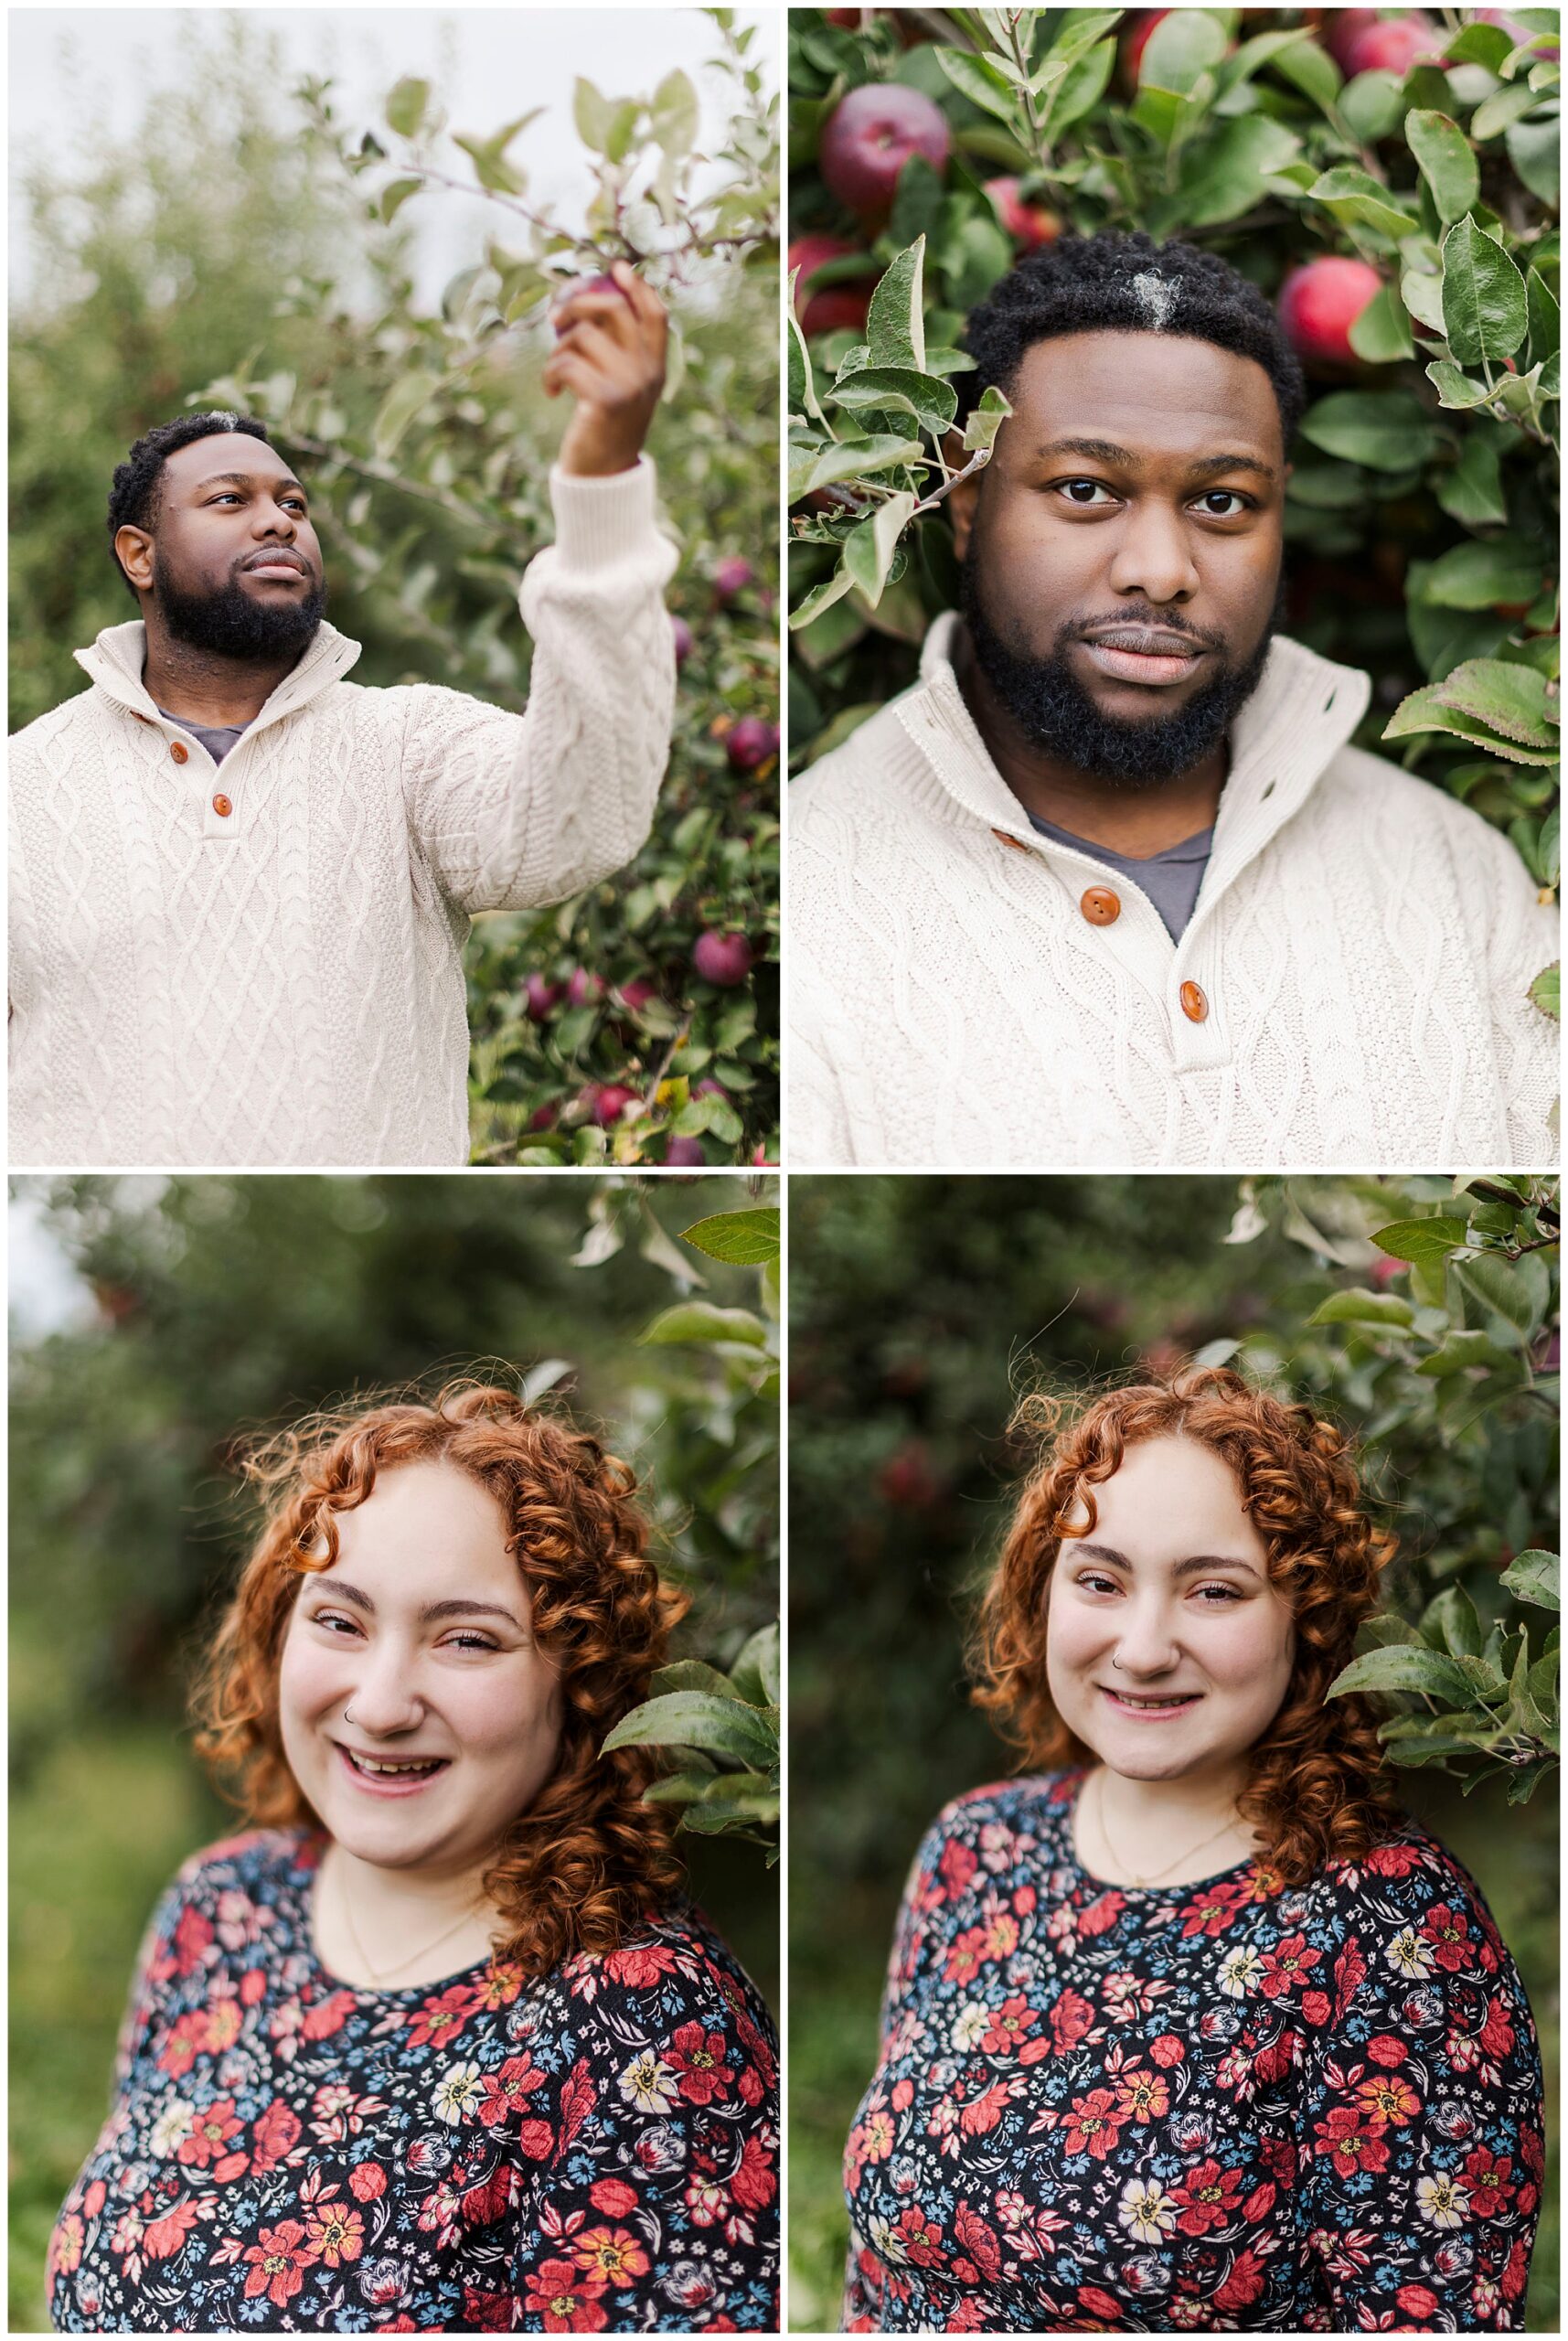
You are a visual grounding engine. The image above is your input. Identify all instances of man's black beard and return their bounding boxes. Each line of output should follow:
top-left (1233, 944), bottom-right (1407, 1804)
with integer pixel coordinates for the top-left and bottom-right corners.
top-left (959, 557), bottom-right (1284, 789)
top-left (152, 561), bottom-right (327, 663)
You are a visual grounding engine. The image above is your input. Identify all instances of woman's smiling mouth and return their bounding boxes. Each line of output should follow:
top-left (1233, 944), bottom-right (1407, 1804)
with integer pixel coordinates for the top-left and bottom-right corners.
top-left (1099, 1687), bottom-right (1203, 1718)
top-left (335, 1743), bottom-right (452, 1795)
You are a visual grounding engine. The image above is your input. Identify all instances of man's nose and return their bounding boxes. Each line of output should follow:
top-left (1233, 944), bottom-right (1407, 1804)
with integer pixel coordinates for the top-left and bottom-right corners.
top-left (1106, 500), bottom-right (1200, 605)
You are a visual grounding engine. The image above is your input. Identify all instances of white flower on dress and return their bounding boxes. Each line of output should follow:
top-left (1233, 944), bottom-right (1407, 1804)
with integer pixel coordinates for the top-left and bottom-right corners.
top-left (430, 2059), bottom-right (485, 2126)
top-left (950, 2001), bottom-right (990, 2052)
top-left (1385, 1925), bottom-right (1435, 1980)
top-left (1416, 2170), bottom-right (1471, 2230)
top-left (619, 2049), bottom-right (678, 2114)
top-left (148, 2098), bottom-right (197, 2159)
top-left (1117, 2177), bottom-right (1177, 2244)
top-left (1216, 1944), bottom-right (1264, 2000)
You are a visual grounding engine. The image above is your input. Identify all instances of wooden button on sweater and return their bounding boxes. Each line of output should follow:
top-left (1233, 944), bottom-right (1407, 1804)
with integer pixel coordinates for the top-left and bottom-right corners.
top-left (1081, 886), bottom-right (1120, 926)
top-left (991, 828), bottom-right (1029, 853)
top-left (1180, 980), bottom-right (1209, 1022)
top-left (212, 794), bottom-right (232, 819)
top-left (169, 741), bottom-right (188, 764)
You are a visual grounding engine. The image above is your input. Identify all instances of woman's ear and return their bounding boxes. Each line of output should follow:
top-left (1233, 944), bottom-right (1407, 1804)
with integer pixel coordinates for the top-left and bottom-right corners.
top-left (942, 430), bottom-right (981, 561)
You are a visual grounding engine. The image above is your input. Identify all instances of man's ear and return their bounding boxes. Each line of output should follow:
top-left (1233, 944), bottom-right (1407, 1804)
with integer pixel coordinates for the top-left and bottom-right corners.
top-left (941, 429), bottom-right (982, 561)
top-left (114, 526), bottom-right (155, 596)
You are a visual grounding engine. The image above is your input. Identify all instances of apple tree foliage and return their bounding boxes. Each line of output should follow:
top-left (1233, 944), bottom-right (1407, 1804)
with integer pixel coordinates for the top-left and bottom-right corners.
top-left (789, 7), bottom-right (1560, 1027)
top-left (197, 16), bottom-right (781, 1167)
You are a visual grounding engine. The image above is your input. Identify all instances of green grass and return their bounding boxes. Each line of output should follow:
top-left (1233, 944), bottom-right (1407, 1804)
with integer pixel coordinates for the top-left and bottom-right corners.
top-left (9, 1722), bottom-right (225, 2332)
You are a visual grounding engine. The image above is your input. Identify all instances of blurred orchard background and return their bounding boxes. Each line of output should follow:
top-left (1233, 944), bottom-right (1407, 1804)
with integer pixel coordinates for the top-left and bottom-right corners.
top-left (788, 1171), bottom-right (1559, 2330)
top-left (8, 1170), bottom-right (779, 2330)
top-left (788, 5), bottom-right (1559, 1028)
top-left (10, 8), bottom-right (780, 1167)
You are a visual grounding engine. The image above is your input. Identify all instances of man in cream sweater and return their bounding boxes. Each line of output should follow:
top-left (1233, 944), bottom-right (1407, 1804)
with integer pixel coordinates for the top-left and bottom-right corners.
top-left (11, 266), bottom-right (677, 1167)
top-left (789, 232), bottom-right (1557, 1169)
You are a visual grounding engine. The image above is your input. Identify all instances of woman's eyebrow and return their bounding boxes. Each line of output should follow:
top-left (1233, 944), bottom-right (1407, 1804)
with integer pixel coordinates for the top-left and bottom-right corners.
top-left (311, 1579), bottom-right (521, 1627)
top-left (1073, 1541), bottom-right (1262, 1580)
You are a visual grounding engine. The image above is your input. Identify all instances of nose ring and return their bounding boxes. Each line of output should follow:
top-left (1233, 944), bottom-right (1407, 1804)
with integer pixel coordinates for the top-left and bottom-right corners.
top-left (344, 1705), bottom-right (357, 1725)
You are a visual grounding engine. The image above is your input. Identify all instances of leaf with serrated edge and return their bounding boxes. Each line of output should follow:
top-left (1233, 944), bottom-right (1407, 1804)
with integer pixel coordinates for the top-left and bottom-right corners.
top-left (1441, 215), bottom-right (1529, 367)
top-left (1435, 657), bottom-right (1555, 748)
top-left (1406, 109), bottom-right (1479, 223)
top-left (866, 240), bottom-right (926, 377)
top-left (680, 1207), bottom-right (780, 1266)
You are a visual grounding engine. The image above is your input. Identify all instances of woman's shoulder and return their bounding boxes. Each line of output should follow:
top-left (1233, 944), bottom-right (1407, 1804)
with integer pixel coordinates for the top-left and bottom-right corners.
top-left (917, 1768), bottom-right (1079, 1859)
top-left (165, 1823), bottom-right (319, 1904)
top-left (557, 1902), bottom-right (778, 2058)
top-left (1309, 1815), bottom-right (1520, 1975)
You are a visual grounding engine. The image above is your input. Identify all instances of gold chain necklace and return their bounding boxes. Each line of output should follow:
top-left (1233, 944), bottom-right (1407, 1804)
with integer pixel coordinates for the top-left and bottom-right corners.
top-left (1092, 1767), bottom-right (1243, 1889)
top-left (333, 1855), bottom-right (488, 1988)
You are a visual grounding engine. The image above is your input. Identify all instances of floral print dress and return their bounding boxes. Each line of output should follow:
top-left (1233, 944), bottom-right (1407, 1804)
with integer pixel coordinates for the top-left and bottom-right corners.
top-left (48, 1829), bottom-right (778, 2332)
top-left (843, 1772), bottom-right (1541, 2332)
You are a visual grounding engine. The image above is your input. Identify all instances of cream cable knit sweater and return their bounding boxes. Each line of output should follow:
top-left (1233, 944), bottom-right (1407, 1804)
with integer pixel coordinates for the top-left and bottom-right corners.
top-left (9, 459), bottom-right (677, 1168)
top-left (789, 615), bottom-right (1558, 1169)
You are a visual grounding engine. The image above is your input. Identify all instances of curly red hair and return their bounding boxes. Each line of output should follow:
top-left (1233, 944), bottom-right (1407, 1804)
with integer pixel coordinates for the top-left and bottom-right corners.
top-left (972, 1364), bottom-right (1405, 1887)
top-left (192, 1381), bottom-right (688, 1978)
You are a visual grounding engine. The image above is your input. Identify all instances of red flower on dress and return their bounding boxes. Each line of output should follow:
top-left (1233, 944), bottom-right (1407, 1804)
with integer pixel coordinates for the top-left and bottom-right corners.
top-left (304, 2199), bottom-right (364, 2269)
top-left (667, 2022), bottom-right (734, 2106)
top-left (478, 2052), bottom-right (548, 2127)
top-left (571, 2226), bottom-right (651, 2286)
top-left (1179, 1880), bottom-right (1250, 1940)
top-left (1061, 2090), bottom-right (1125, 2161)
top-left (1313, 2104), bottom-right (1392, 2180)
top-left (1077, 1892), bottom-right (1125, 1940)
top-left (251, 2100), bottom-right (303, 2172)
top-left (1257, 1934), bottom-right (1321, 2000)
top-left (891, 2207), bottom-right (944, 2268)
top-left (1354, 2073), bottom-right (1421, 2127)
top-left (144, 2198), bottom-right (203, 2262)
top-left (1419, 1903), bottom-right (1473, 1974)
top-left (979, 1996), bottom-right (1039, 2055)
top-left (1462, 2147), bottom-right (1517, 2220)
top-left (1049, 1987), bottom-right (1094, 2056)
top-left (943, 1926), bottom-right (990, 1986)
top-left (1213, 2245), bottom-right (1270, 2314)
top-left (403, 1981), bottom-right (482, 2052)
top-left (524, 2256), bottom-right (611, 2332)
top-left (1395, 2282), bottom-right (1439, 2320)
top-left (589, 2178), bottom-right (639, 2219)
top-left (241, 2219), bottom-right (314, 2309)
top-left (940, 1840), bottom-right (979, 1897)
top-left (602, 1942), bottom-right (682, 1989)
top-left (1171, 2158), bottom-right (1244, 2237)
top-left (953, 2203), bottom-right (1000, 2282)
top-left (348, 2161), bottom-right (387, 2202)
top-left (176, 2099), bottom-right (243, 2168)
top-left (731, 2135), bottom-right (777, 2214)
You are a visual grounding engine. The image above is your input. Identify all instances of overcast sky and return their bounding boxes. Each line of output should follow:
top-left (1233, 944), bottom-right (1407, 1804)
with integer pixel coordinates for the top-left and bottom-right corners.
top-left (10, 6), bottom-right (774, 306)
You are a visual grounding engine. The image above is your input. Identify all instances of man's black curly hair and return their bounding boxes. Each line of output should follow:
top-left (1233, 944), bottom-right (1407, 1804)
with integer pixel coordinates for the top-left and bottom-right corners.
top-left (106, 411), bottom-right (273, 602)
top-left (955, 229), bottom-right (1306, 449)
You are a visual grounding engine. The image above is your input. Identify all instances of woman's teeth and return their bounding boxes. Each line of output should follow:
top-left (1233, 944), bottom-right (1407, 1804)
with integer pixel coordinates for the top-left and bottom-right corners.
top-left (343, 1749), bottom-right (443, 1776)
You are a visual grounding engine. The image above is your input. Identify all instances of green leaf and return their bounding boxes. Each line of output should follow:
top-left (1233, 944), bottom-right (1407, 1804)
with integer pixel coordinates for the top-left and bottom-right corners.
top-left (1500, 1550), bottom-right (1561, 1611)
top-left (1348, 283), bottom-right (1415, 363)
top-left (378, 176), bottom-right (424, 225)
top-left (1435, 657), bottom-right (1556, 747)
top-left (1505, 112), bottom-right (1559, 205)
top-left (1383, 683), bottom-right (1562, 764)
top-left (934, 45), bottom-right (1019, 123)
top-left (1307, 1288), bottom-right (1415, 1328)
top-left (1269, 36), bottom-right (1342, 115)
top-left (1419, 542), bottom-right (1546, 613)
top-left (789, 433), bottom-right (923, 504)
top-left (866, 239), bottom-right (927, 376)
top-left (1328, 1644), bottom-right (1478, 1703)
top-left (642, 1768), bottom-right (719, 1806)
top-left (639, 1302), bottom-right (766, 1349)
top-left (1445, 22), bottom-right (1516, 73)
top-left (1406, 110), bottom-right (1480, 223)
top-left (1401, 263), bottom-right (1447, 335)
top-left (572, 77), bottom-right (615, 155)
top-left (1453, 1248), bottom-right (1552, 1342)
top-left (680, 1207), bottom-right (780, 1266)
top-left (788, 564), bottom-right (854, 631)
top-left (651, 67), bottom-right (699, 158)
top-left (1474, 81), bottom-right (1544, 141)
top-left (1140, 8), bottom-right (1230, 94)
top-left (1424, 358), bottom-right (1505, 411)
top-left (1045, 37), bottom-right (1117, 134)
top-left (1373, 1215), bottom-right (1471, 1269)
top-left (1422, 1584), bottom-right (1486, 1659)
top-left (961, 383), bottom-right (1012, 456)
top-left (1530, 961), bottom-right (1561, 1021)
top-left (1441, 215), bottom-right (1529, 367)
top-left (651, 1660), bottom-right (744, 1699)
top-left (1339, 69), bottom-right (1409, 144)
top-left (1414, 1328), bottom-right (1520, 1374)
top-left (843, 492), bottom-right (918, 609)
top-left (1308, 166), bottom-right (1420, 240)
top-left (602, 1691), bottom-right (774, 1767)
top-left (786, 288), bottom-right (827, 428)
top-left (386, 77), bottom-right (432, 138)
top-left (1173, 118), bottom-right (1302, 228)
top-left (371, 369), bottom-right (441, 459)
top-left (731, 1621), bottom-right (781, 1708)
top-left (830, 367), bottom-right (958, 437)
top-left (1299, 390), bottom-right (1438, 471)
top-left (1525, 265), bottom-right (1562, 395)
top-left (1435, 433), bottom-right (1509, 529)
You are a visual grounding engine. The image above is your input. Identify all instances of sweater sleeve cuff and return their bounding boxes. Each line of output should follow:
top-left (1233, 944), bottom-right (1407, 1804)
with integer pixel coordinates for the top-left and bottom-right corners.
top-left (547, 455), bottom-right (660, 573)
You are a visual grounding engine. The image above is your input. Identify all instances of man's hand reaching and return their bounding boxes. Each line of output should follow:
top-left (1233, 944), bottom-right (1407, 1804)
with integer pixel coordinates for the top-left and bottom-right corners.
top-left (545, 262), bottom-right (668, 477)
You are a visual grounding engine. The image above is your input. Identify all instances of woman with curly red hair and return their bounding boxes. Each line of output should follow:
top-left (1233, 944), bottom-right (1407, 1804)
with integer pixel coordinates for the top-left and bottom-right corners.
top-left (48, 1384), bottom-right (778, 2334)
top-left (843, 1365), bottom-right (1541, 2334)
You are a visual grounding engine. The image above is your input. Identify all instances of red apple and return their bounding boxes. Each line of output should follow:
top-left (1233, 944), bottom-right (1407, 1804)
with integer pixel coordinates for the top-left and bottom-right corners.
top-left (818, 83), bottom-right (951, 226)
top-left (692, 930), bottom-right (753, 988)
top-left (985, 177), bottom-right (1061, 251)
top-left (618, 978), bottom-right (656, 1010)
top-left (567, 967), bottom-right (604, 1009)
top-left (1317, 9), bottom-right (1379, 69)
top-left (726, 716), bottom-right (780, 774)
top-left (590, 1083), bottom-right (639, 1127)
top-left (525, 974), bottom-right (562, 1020)
top-left (664, 1135), bottom-right (707, 1166)
top-left (714, 555), bottom-right (754, 603)
top-left (789, 232), bottom-right (877, 337)
top-left (752, 1145), bottom-right (774, 1166)
top-left (670, 615), bottom-right (694, 667)
top-left (694, 1077), bottom-right (728, 1098)
top-left (877, 1440), bottom-right (942, 1510)
top-left (1338, 12), bottom-right (1446, 78)
top-left (1277, 257), bottom-right (1385, 368)
top-left (528, 1104), bottom-right (557, 1132)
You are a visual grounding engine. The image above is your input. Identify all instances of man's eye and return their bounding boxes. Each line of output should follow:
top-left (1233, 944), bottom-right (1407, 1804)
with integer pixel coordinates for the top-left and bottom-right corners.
top-left (1058, 480), bottom-right (1115, 507)
top-left (1193, 491), bottom-right (1249, 517)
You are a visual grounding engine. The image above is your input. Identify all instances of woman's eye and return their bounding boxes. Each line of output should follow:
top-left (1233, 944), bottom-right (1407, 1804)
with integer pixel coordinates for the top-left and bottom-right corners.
top-left (1194, 1584), bottom-right (1243, 1605)
top-left (446, 1633), bottom-right (498, 1653)
top-left (313, 1611), bottom-right (358, 1636)
top-left (1079, 1572), bottom-right (1119, 1595)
